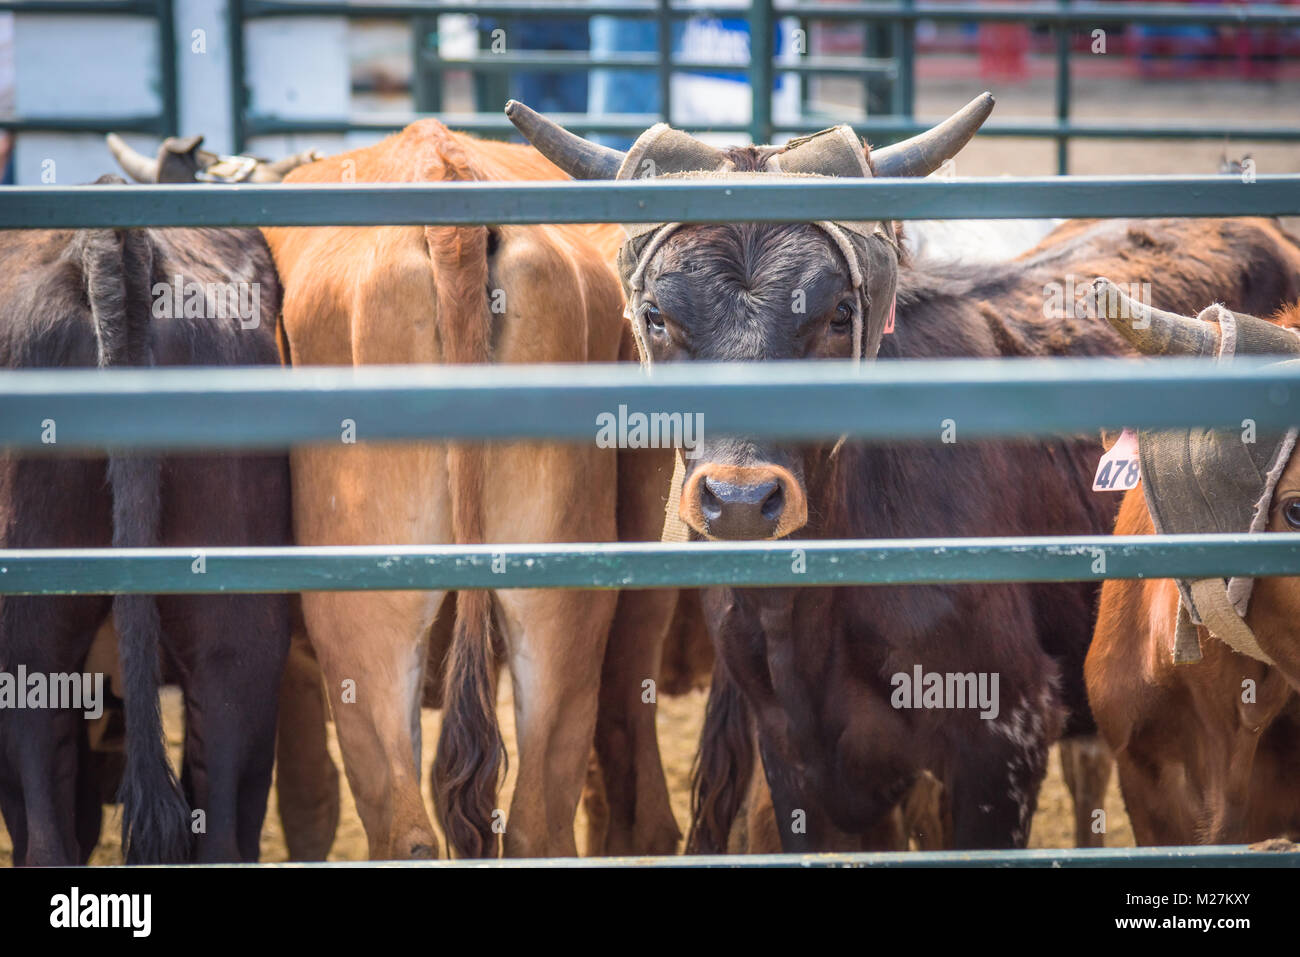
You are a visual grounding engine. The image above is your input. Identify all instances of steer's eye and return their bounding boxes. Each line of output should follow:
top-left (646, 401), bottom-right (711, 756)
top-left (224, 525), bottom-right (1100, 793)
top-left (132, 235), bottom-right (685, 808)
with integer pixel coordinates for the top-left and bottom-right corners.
top-left (1284, 498), bottom-right (1300, 529)
top-left (830, 301), bottom-right (854, 334)
top-left (644, 304), bottom-right (666, 334)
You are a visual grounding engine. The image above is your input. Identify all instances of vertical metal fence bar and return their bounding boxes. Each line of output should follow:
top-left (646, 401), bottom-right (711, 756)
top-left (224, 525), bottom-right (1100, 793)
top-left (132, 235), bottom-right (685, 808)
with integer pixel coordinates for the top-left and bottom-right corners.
top-left (895, 0), bottom-right (916, 129)
top-left (157, 0), bottom-right (179, 135)
top-left (413, 15), bottom-right (442, 113)
top-left (1056, 0), bottom-right (1071, 174)
top-left (228, 0), bottom-right (246, 152)
top-left (750, 0), bottom-right (772, 143)
top-left (657, 0), bottom-right (672, 125)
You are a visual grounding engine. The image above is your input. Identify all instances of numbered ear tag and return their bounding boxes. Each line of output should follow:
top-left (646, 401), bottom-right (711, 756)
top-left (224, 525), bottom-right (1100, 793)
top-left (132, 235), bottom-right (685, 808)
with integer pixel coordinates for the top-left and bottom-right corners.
top-left (883, 293), bottom-right (896, 334)
top-left (1093, 428), bottom-right (1141, 492)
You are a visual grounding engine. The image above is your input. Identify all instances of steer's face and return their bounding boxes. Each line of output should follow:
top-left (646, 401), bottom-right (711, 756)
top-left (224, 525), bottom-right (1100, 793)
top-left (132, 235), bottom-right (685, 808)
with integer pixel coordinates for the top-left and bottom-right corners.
top-left (502, 93), bottom-right (996, 540)
top-left (637, 223), bottom-right (861, 540)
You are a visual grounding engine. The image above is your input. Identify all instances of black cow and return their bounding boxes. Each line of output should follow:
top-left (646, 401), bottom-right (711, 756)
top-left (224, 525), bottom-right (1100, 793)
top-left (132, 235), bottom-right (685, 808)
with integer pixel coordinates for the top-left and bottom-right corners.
top-left (0, 175), bottom-right (292, 864)
top-left (502, 102), bottom-right (1300, 852)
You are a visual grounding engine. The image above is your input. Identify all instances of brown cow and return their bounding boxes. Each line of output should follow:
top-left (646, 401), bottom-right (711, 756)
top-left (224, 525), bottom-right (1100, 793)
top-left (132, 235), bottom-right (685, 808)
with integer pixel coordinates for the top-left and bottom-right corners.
top-left (1086, 281), bottom-right (1300, 845)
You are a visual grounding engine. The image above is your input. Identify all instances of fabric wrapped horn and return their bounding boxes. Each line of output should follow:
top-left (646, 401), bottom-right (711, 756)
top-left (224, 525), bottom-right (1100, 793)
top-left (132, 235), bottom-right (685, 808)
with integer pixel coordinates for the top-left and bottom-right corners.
top-left (870, 92), bottom-right (995, 178)
top-left (1091, 277), bottom-right (1300, 358)
top-left (105, 133), bottom-right (160, 183)
top-left (1088, 277), bottom-right (1220, 356)
top-left (504, 99), bottom-right (627, 180)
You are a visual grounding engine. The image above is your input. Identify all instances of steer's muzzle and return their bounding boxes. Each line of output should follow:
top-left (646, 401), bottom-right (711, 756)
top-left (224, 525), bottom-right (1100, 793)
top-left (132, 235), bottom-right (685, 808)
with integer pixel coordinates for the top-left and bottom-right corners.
top-left (681, 462), bottom-right (808, 540)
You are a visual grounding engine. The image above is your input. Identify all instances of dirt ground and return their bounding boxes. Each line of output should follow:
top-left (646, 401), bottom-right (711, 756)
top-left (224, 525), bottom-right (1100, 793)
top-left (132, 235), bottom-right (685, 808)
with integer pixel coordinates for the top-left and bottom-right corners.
top-left (3, 71), bottom-right (1296, 866)
top-left (0, 682), bottom-right (1133, 865)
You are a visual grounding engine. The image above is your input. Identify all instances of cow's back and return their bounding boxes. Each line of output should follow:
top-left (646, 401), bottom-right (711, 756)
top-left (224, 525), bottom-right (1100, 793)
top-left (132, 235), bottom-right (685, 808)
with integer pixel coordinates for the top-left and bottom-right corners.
top-left (263, 119), bottom-right (626, 370)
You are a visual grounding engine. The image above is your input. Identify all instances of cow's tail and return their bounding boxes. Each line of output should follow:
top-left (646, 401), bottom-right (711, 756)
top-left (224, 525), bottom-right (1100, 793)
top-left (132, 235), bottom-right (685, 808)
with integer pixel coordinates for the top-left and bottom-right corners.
top-left (78, 227), bottom-right (192, 863)
top-left (686, 659), bottom-right (756, 854)
top-left (426, 137), bottom-right (506, 859)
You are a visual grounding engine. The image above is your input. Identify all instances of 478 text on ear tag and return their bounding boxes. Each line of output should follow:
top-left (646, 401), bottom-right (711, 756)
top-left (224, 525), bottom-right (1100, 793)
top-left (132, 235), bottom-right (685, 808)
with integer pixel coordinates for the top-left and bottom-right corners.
top-left (1093, 427), bottom-right (1141, 492)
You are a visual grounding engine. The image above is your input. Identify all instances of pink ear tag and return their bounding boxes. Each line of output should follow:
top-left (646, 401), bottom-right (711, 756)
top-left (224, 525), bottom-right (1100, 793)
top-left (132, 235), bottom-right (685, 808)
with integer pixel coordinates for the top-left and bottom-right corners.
top-left (883, 293), bottom-right (896, 334)
top-left (1093, 428), bottom-right (1141, 492)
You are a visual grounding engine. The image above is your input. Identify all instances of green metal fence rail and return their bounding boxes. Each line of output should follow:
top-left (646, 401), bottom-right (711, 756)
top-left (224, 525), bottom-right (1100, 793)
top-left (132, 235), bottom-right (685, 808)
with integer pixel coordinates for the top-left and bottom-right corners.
top-left (5, 535), bottom-right (1300, 596)
top-left (226, 0), bottom-right (1300, 170)
top-left (250, 845), bottom-right (1300, 867)
top-left (3, 357), bottom-right (1300, 446)
top-left (6, 175), bottom-right (1300, 228)
top-left (4, 167), bottom-right (1300, 867)
top-left (0, 0), bottom-right (177, 137)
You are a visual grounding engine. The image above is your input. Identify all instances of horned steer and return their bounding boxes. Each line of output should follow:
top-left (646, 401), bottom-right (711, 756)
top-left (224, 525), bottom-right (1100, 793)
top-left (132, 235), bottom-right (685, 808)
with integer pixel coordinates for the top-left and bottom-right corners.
top-left (1086, 280), bottom-right (1300, 845)
top-left (505, 96), bottom-right (1300, 852)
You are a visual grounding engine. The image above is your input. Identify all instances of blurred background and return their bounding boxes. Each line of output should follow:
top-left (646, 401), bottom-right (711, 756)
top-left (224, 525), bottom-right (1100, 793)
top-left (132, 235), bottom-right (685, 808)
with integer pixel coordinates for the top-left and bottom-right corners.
top-left (1, 0), bottom-right (1299, 186)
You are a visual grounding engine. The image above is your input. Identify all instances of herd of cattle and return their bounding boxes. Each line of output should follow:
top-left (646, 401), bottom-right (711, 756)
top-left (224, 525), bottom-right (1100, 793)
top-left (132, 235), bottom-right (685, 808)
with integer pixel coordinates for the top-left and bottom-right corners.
top-left (3, 92), bottom-right (1300, 864)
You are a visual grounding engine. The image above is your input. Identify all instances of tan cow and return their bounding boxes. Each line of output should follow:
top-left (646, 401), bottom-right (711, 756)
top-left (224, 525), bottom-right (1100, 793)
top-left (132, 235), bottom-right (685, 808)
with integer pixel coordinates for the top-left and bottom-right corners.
top-left (1087, 280), bottom-right (1300, 844)
top-left (262, 119), bottom-right (648, 859)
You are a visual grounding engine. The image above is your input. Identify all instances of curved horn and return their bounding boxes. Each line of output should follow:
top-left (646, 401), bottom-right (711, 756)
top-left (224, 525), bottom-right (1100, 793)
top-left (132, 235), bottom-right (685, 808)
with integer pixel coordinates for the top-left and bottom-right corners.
top-left (105, 133), bottom-right (160, 183)
top-left (1088, 277), bottom-right (1219, 356)
top-left (871, 92), bottom-right (995, 178)
top-left (504, 99), bottom-right (626, 180)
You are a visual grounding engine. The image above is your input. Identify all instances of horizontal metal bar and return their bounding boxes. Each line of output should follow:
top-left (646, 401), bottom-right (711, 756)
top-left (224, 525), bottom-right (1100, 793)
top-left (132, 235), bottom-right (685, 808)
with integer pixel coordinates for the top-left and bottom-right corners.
top-left (420, 51), bottom-right (895, 77)
top-left (242, 113), bottom-right (1300, 144)
top-left (239, 0), bottom-right (1300, 26)
top-left (0, 0), bottom-right (155, 11)
top-left (0, 115), bottom-right (166, 135)
top-left (2, 359), bottom-right (1300, 450)
top-left (775, 2), bottom-right (1300, 27)
top-left (6, 176), bottom-right (1300, 229)
top-left (243, 112), bottom-right (681, 138)
top-left (2, 535), bottom-right (1299, 595)
top-left (422, 51), bottom-right (748, 74)
top-left (264, 845), bottom-right (1298, 868)
top-left (841, 119), bottom-right (1300, 144)
top-left (244, 0), bottom-right (735, 19)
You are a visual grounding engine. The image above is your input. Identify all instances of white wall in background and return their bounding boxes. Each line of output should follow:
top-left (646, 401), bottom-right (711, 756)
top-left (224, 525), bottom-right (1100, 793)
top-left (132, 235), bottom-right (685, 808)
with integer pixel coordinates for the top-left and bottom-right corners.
top-left (13, 13), bottom-right (158, 184)
top-left (245, 15), bottom-right (349, 160)
top-left (175, 0), bottom-right (233, 153)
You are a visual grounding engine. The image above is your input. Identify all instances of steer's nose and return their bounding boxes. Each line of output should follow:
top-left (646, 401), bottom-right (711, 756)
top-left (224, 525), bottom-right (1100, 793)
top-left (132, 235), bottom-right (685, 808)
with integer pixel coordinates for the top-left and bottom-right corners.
top-left (680, 464), bottom-right (807, 540)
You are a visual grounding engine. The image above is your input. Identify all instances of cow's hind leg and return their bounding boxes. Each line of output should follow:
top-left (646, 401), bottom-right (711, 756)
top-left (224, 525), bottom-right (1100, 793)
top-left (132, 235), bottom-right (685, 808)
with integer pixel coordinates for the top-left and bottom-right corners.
top-left (590, 588), bottom-right (681, 856)
top-left (0, 595), bottom-right (106, 865)
top-left (1059, 735), bottom-right (1113, 847)
top-left (305, 589), bottom-right (442, 860)
top-left (165, 593), bottom-right (289, 862)
top-left (498, 588), bottom-right (618, 857)
top-left (275, 625), bottom-right (341, 861)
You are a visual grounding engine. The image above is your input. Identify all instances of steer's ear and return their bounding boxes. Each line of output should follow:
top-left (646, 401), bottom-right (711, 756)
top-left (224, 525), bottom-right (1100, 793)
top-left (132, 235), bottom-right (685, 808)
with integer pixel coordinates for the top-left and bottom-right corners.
top-left (871, 92), bottom-right (994, 178)
top-left (505, 99), bottom-right (628, 180)
top-left (1088, 277), bottom-right (1220, 356)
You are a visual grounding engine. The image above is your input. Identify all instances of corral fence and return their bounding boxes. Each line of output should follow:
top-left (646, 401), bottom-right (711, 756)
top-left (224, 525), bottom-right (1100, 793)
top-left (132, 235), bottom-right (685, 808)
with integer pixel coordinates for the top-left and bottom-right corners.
top-left (229, 0), bottom-right (1300, 171)
top-left (3, 170), bottom-right (1300, 865)
top-left (4, 1), bottom-right (1299, 173)
top-left (0, 0), bottom-right (179, 137)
